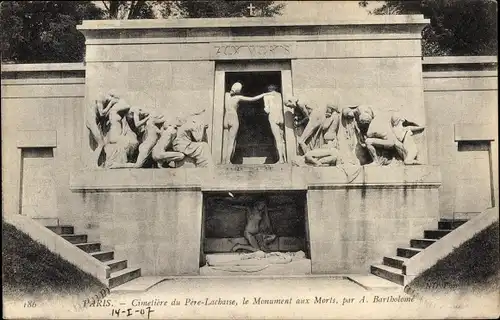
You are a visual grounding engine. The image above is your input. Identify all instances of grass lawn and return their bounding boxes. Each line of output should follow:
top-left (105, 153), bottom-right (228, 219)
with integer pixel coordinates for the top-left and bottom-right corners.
top-left (405, 221), bottom-right (499, 295)
top-left (2, 219), bottom-right (107, 302)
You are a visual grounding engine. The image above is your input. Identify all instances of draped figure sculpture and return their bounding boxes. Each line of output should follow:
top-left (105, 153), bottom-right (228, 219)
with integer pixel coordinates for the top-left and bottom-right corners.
top-left (301, 104), bottom-right (341, 166)
top-left (284, 96), bottom-right (329, 154)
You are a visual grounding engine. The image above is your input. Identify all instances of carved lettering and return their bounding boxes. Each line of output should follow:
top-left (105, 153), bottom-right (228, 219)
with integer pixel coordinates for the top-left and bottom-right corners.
top-left (258, 45), bottom-right (267, 55)
top-left (247, 46), bottom-right (257, 56)
top-left (213, 43), bottom-right (292, 58)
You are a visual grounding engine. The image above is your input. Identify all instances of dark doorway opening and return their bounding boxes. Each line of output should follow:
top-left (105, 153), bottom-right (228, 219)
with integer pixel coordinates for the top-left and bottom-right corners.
top-left (199, 191), bottom-right (311, 275)
top-left (225, 71), bottom-right (283, 164)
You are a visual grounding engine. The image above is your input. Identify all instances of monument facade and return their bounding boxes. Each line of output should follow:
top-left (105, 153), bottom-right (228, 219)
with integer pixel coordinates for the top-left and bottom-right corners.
top-left (4, 16), bottom-right (496, 279)
top-left (62, 15), bottom-right (442, 276)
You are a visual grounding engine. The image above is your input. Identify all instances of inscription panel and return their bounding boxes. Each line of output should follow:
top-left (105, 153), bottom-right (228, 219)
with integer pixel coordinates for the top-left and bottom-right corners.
top-left (211, 42), bottom-right (295, 60)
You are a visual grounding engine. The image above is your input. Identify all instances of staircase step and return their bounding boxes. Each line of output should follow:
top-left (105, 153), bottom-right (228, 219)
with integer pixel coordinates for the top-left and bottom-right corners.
top-left (108, 268), bottom-right (141, 289)
top-left (46, 225), bottom-right (74, 235)
top-left (105, 259), bottom-right (128, 273)
top-left (91, 250), bottom-right (114, 262)
top-left (410, 238), bottom-right (437, 249)
top-left (75, 242), bottom-right (101, 253)
top-left (397, 247), bottom-right (423, 258)
top-left (61, 234), bottom-right (88, 244)
top-left (370, 264), bottom-right (404, 285)
top-left (383, 256), bottom-right (408, 269)
top-left (424, 229), bottom-right (452, 239)
top-left (438, 219), bottom-right (468, 230)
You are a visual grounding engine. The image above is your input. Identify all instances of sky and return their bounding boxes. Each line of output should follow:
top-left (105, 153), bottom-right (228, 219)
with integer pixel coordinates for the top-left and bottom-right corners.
top-left (278, 1), bottom-right (382, 20)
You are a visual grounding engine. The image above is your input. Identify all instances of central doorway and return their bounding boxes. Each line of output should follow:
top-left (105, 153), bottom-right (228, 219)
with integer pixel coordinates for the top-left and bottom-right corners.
top-left (211, 61), bottom-right (296, 165)
top-left (225, 71), bottom-right (282, 164)
top-left (200, 191), bottom-right (311, 276)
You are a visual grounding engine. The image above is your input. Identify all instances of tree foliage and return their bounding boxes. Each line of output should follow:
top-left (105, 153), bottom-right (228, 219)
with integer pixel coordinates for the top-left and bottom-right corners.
top-left (99, 1), bottom-right (173, 19)
top-left (0, 1), bottom-right (104, 63)
top-left (359, 0), bottom-right (498, 56)
top-left (175, 1), bottom-right (285, 18)
top-left (0, 1), bottom-right (285, 63)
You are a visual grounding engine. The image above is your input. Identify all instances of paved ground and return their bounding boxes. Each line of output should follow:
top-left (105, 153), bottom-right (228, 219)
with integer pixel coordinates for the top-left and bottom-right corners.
top-left (4, 276), bottom-right (498, 319)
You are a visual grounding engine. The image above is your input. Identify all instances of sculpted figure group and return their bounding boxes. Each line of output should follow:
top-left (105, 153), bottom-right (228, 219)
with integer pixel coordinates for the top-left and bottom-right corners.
top-left (87, 88), bottom-right (424, 169)
top-left (86, 91), bottom-right (212, 169)
top-left (284, 96), bottom-right (425, 167)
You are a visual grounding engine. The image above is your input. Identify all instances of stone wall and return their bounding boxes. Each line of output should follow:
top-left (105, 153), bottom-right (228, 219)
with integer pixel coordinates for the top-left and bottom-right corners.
top-left (1, 64), bottom-right (85, 218)
top-left (1, 58), bottom-right (496, 230)
top-left (423, 56), bottom-right (498, 218)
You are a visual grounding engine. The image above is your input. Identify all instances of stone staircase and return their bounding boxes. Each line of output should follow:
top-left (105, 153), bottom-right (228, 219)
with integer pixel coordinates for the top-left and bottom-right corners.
top-left (46, 225), bottom-right (141, 288)
top-left (370, 218), bottom-right (468, 285)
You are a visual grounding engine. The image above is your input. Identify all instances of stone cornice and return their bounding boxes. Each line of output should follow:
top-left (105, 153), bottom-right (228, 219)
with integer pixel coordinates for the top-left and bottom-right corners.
top-left (69, 165), bottom-right (441, 192)
top-left (77, 15), bottom-right (429, 42)
top-left (78, 15), bottom-right (429, 31)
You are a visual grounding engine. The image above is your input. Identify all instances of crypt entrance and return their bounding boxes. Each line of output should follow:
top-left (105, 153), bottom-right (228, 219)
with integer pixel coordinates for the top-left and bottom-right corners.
top-left (211, 61), bottom-right (296, 165)
top-left (200, 191), bottom-right (312, 275)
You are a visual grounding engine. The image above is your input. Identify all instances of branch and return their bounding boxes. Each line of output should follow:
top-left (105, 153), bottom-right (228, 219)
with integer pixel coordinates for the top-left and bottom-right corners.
top-left (129, 0), bottom-right (147, 19)
top-left (101, 1), bottom-right (110, 12)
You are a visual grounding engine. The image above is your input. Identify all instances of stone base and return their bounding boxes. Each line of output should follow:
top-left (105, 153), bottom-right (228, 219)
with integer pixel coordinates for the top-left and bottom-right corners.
top-left (200, 254), bottom-right (312, 276)
top-left (67, 165), bottom-right (441, 276)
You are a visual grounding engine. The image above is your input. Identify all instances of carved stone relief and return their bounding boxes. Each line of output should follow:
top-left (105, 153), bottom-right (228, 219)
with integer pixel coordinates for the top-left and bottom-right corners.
top-left (86, 91), bottom-right (211, 168)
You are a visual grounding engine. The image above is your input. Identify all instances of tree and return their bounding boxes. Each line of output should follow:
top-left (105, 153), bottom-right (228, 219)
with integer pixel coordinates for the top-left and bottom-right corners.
top-left (99, 1), bottom-right (174, 19)
top-left (98, 1), bottom-right (284, 19)
top-left (359, 0), bottom-right (498, 56)
top-left (1, 1), bottom-right (285, 63)
top-left (175, 1), bottom-right (284, 18)
top-left (0, 1), bottom-right (104, 63)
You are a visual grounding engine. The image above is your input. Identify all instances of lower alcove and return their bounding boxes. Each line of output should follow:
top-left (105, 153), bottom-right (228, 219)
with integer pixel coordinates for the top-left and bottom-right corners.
top-left (200, 191), bottom-right (311, 275)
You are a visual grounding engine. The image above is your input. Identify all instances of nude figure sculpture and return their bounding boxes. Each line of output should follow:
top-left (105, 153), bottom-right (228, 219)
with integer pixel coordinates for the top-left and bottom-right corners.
top-left (263, 84), bottom-right (286, 163)
top-left (103, 94), bottom-right (154, 168)
top-left (86, 92), bottom-right (118, 167)
top-left (151, 122), bottom-right (185, 168)
top-left (284, 97), bottom-right (328, 154)
top-left (109, 112), bottom-right (164, 169)
top-left (223, 82), bottom-right (271, 164)
top-left (232, 200), bottom-right (277, 253)
top-left (173, 113), bottom-right (213, 167)
top-left (151, 110), bottom-right (206, 168)
top-left (391, 113), bottom-right (425, 165)
top-left (343, 105), bottom-right (400, 165)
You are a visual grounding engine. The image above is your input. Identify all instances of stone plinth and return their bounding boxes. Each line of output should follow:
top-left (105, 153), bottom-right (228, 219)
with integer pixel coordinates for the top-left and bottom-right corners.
top-left (69, 165), bottom-right (440, 276)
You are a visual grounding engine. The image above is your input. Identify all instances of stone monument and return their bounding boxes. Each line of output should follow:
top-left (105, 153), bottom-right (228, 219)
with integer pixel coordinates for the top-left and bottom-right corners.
top-left (71, 15), bottom-right (441, 277)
